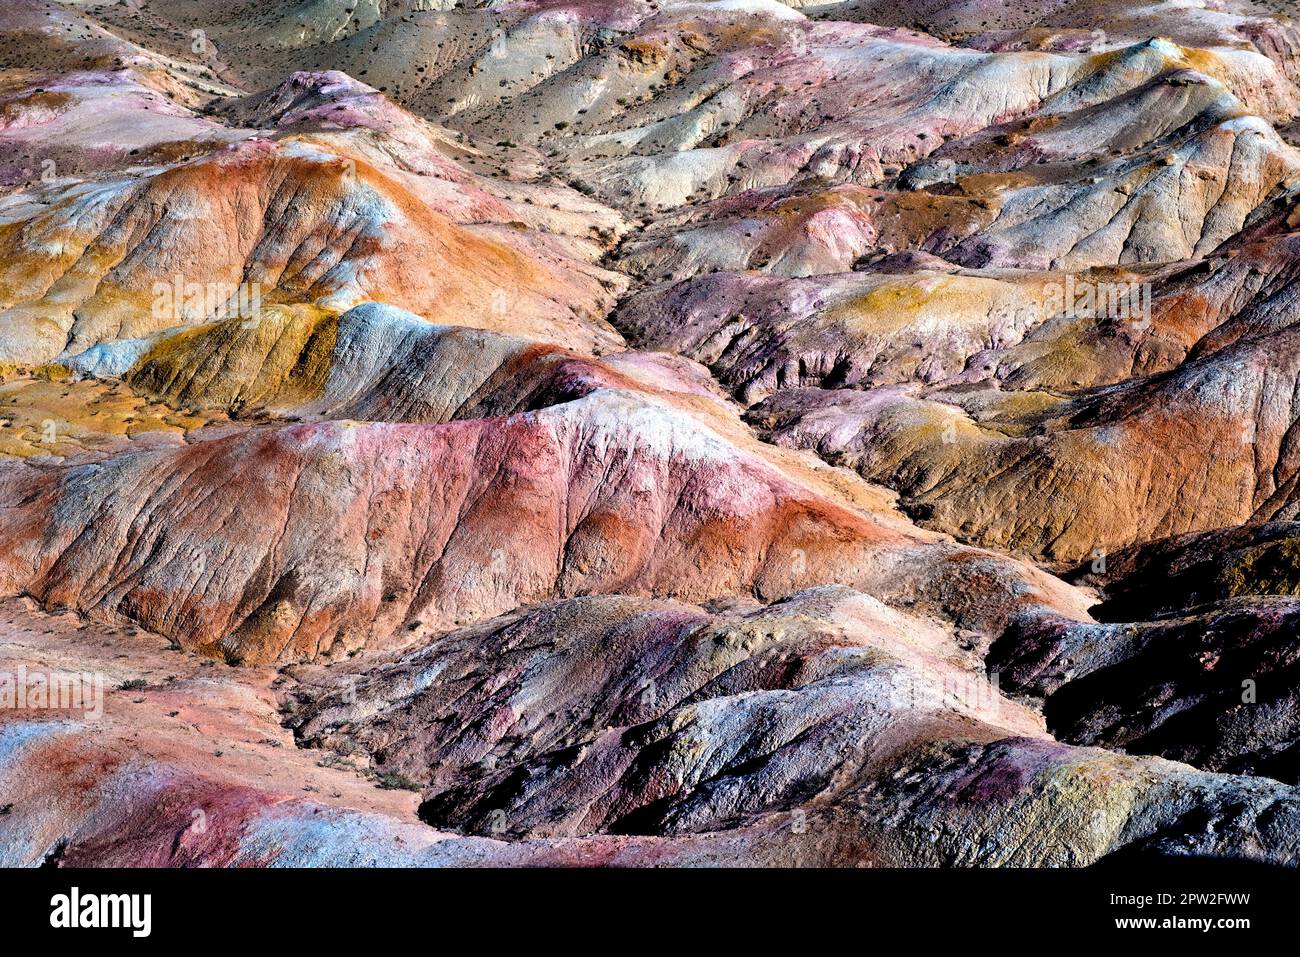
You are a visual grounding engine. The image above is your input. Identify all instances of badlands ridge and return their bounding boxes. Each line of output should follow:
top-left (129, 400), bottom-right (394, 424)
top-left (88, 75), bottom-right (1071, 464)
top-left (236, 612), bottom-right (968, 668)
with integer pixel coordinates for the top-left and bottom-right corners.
top-left (2, 0), bottom-right (1300, 866)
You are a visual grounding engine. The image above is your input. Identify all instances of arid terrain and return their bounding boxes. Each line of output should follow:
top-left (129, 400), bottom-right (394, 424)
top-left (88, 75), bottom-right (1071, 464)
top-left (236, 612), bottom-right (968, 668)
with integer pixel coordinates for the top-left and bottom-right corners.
top-left (3, 0), bottom-right (1300, 867)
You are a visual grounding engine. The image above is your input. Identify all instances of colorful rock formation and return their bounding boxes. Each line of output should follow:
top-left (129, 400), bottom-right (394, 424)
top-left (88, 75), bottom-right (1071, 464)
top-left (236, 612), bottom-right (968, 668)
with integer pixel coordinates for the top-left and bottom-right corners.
top-left (3, 0), bottom-right (1300, 869)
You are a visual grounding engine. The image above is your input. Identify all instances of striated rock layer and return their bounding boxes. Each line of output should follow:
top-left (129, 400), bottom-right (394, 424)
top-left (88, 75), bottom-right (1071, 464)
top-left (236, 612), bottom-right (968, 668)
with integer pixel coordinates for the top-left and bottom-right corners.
top-left (1, 0), bottom-right (1300, 868)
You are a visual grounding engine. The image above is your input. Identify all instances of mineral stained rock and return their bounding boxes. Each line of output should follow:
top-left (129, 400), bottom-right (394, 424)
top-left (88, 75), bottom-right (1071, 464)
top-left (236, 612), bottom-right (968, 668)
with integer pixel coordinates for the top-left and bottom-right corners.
top-left (3, 0), bottom-right (1300, 868)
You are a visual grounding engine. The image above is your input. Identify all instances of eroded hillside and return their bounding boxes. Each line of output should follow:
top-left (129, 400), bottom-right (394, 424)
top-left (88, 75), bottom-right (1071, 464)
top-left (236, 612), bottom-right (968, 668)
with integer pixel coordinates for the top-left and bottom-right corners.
top-left (3, 0), bottom-right (1300, 867)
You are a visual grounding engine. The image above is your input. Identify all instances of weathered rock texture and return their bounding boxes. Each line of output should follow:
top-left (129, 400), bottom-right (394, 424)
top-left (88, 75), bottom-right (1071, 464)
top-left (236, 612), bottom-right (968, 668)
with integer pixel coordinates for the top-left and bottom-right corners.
top-left (2, 0), bottom-right (1300, 869)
